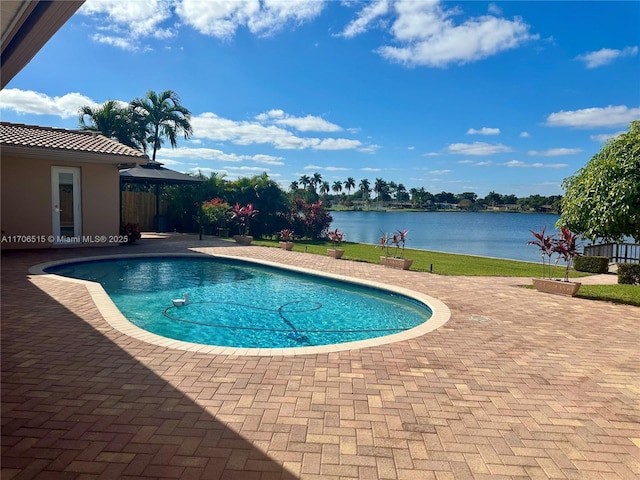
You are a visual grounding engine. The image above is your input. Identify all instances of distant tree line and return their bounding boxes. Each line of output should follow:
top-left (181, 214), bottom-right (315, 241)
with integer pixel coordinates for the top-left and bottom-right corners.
top-left (290, 173), bottom-right (562, 213)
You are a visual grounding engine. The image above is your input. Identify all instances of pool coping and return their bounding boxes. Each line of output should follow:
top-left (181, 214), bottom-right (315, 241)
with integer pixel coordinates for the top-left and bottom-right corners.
top-left (29, 252), bottom-right (451, 356)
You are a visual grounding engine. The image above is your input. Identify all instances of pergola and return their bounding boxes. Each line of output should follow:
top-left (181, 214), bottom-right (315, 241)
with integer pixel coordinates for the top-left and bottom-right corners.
top-left (120, 162), bottom-right (202, 232)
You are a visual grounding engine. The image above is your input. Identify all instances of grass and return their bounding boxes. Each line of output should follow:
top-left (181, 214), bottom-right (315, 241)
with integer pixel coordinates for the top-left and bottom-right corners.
top-left (253, 238), bottom-right (640, 306)
top-left (254, 238), bottom-right (589, 277)
top-left (576, 284), bottom-right (640, 306)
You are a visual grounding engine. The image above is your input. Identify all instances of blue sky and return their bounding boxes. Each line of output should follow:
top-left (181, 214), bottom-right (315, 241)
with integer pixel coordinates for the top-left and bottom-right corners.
top-left (1, 0), bottom-right (639, 197)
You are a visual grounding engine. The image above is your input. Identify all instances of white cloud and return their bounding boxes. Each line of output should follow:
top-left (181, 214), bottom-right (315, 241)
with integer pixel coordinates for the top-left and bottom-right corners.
top-left (527, 148), bottom-right (582, 156)
top-left (361, 167), bottom-right (382, 172)
top-left (428, 169), bottom-right (452, 175)
top-left (457, 160), bottom-right (493, 167)
top-left (80, 0), bottom-right (175, 50)
top-left (156, 147), bottom-right (285, 166)
top-left (519, 131), bottom-right (531, 138)
top-left (467, 127), bottom-right (500, 135)
top-left (0, 88), bottom-right (97, 118)
top-left (374, 0), bottom-right (538, 67)
top-left (303, 164), bottom-right (349, 171)
top-left (175, 0), bottom-right (325, 39)
top-left (590, 132), bottom-right (625, 143)
top-left (488, 3), bottom-right (502, 15)
top-left (257, 110), bottom-right (342, 132)
top-left (447, 142), bottom-right (512, 155)
top-left (338, 0), bottom-right (390, 38)
top-left (546, 105), bottom-right (640, 128)
top-left (315, 138), bottom-right (362, 150)
top-left (192, 112), bottom-right (363, 151)
top-left (502, 160), bottom-right (567, 168)
top-left (575, 46), bottom-right (638, 69)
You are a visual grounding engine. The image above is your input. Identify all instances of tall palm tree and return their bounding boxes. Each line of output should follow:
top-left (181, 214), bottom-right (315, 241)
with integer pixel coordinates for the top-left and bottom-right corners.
top-left (130, 90), bottom-right (193, 162)
top-left (359, 178), bottom-right (371, 201)
top-left (311, 172), bottom-right (323, 192)
top-left (332, 181), bottom-right (343, 195)
top-left (78, 100), bottom-right (145, 151)
top-left (319, 181), bottom-right (330, 195)
top-left (289, 180), bottom-right (299, 192)
top-left (344, 177), bottom-right (356, 197)
top-left (299, 175), bottom-right (311, 190)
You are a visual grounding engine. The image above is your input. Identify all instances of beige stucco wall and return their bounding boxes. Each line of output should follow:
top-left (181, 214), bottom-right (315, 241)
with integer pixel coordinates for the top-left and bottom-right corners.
top-left (1, 154), bottom-right (121, 249)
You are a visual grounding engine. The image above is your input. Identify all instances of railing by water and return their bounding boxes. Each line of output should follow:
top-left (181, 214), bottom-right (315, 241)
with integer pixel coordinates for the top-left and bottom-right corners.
top-left (583, 243), bottom-right (640, 263)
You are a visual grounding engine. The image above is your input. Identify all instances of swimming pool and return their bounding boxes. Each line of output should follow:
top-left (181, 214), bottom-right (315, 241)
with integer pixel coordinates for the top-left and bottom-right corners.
top-left (33, 254), bottom-right (450, 355)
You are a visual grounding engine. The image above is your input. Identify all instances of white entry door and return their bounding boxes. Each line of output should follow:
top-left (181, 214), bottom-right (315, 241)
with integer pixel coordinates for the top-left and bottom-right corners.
top-left (52, 166), bottom-right (81, 243)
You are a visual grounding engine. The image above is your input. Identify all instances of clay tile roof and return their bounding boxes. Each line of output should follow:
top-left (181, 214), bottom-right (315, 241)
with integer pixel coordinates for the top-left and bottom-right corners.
top-left (0, 122), bottom-right (148, 159)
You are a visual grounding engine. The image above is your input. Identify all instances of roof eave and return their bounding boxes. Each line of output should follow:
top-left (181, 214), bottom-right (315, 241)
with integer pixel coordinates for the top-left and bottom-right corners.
top-left (1, 144), bottom-right (148, 165)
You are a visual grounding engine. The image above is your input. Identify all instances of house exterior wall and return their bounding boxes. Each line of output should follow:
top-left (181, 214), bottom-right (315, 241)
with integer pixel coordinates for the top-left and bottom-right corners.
top-left (1, 155), bottom-right (121, 249)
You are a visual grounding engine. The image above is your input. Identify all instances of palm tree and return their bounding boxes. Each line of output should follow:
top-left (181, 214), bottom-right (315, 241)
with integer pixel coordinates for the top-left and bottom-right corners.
top-left (319, 181), bottom-right (330, 195)
top-left (299, 175), bottom-right (311, 190)
top-left (289, 180), bottom-right (299, 192)
top-left (344, 177), bottom-right (356, 197)
top-left (78, 100), bottom-right (145, 151)
top-left (311, 172), bottom-right (323, 192)
top-left (359, 178), bottom-right (371, 202)
top-left (332, 181), bottom-right (343, 195)
top-left (130, 90), bottom-right (193, 162)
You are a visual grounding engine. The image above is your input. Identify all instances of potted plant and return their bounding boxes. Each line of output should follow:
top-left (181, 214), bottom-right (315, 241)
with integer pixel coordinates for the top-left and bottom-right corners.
top-left (120, 222), bottom-right (141, 244)
top-left (231, 202), bottom-right (258, 245)
top-left (379, 229), bottom-right (413, 270)
top-left (201, 198), bottom-right (231, 237)
top-left (528, 226), bottom-right (581, 296)
top-left (279, 229), bottom-right (295, 250)
top-left (326, 228), bottom-right (344, 259)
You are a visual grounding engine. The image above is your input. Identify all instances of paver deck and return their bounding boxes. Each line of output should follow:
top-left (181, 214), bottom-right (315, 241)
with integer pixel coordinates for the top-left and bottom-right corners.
top-left (2, 234), bottom-right (639, 479)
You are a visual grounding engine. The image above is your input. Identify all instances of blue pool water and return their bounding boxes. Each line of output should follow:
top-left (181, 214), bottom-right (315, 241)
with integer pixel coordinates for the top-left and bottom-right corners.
top-left (46, 257), bottom-right (432, 349)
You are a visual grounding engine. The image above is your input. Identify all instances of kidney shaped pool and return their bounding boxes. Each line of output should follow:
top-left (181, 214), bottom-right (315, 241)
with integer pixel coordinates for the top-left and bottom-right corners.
top-left (37, 255), bottom-right (450, 354)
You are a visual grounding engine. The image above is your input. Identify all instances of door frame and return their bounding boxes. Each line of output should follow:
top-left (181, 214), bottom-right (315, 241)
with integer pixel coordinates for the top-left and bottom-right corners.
top-left (51, 166), bottom-right (82, 243)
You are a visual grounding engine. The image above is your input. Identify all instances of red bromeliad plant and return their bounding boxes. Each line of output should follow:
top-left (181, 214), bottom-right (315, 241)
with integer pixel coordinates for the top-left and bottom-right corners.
top-left (279, 229), bottom-right (294, 242)
top-left (528, 226), bottom-right (580, 281)
top-left (379, 229), bottom-right (409, 258)
top-left (392, 229), bottom-right (409, 258)
top-left (326, 228), bottom-right (344, 249)
top-left (528, 226), bottom-right (555, 279)
top-left (553, 227), bottom-right (580, 281)
top-left (231, 202), bottom-right (258, 236)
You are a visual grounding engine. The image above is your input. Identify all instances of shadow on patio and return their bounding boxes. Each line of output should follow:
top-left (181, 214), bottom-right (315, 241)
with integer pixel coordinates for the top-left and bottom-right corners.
top-left (1, 244), bottom-right (298, 480)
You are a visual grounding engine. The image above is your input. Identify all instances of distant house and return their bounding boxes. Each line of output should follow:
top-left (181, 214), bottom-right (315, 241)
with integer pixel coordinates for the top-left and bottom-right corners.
top-left (1, 122), bottom-right (148, 249)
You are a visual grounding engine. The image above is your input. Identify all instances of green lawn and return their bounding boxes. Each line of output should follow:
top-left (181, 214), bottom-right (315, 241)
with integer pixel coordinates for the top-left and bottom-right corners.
top-left (253, 239), bottom-right (639, 306)
top-left (254, 238), bottom-right (587, 277)
top-left (576, 285), bottom-right (640, 307)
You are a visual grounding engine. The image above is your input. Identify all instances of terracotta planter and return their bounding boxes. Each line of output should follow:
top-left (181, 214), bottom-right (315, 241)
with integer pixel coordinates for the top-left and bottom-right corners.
top-left (380, 256), bottom-right (413, 270)
top-left (233, 235), bottom-right (254, 245)
top-left (532, 278), bottom-right (581, 296)
top-left (279, 241), bottom-right (294, 251)
top-left (327, 248), bottom-right (344, 259)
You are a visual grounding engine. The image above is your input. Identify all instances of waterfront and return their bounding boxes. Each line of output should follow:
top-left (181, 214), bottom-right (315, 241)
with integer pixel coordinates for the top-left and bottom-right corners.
top-left (330, 210), bottom-right (561, 263)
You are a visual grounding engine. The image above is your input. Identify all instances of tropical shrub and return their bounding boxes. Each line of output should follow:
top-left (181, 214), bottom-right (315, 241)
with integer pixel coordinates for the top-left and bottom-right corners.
top-left (201, 198), bottom-right (231, 227)
top-left (286, 199), bottom-right (332, 239)
top-left (574, 255), bottom-right (609, 274)
top-left (618, 263), bottom-right (640, 285)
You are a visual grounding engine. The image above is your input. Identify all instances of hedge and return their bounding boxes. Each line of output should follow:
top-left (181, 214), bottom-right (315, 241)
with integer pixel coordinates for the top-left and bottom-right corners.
top-left (574, 255), bottom-right (609, 274)
top-left (618, 263), bottom-right (640, 285)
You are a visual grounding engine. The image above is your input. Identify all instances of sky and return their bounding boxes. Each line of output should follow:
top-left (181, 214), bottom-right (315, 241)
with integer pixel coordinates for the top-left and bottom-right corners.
top-left (1, 0), bottom-right (639, 198)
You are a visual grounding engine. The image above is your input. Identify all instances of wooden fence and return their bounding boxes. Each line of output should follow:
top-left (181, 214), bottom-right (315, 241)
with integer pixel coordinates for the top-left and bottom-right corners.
top-left (122, 191), bottom-right (167, 231)
top-left (583, 243), bottom-right (640, 263)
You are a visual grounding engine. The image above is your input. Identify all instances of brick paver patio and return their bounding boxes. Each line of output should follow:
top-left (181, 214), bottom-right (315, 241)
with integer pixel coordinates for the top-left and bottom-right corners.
top-left (2, 234), bottom-right (639, 479)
